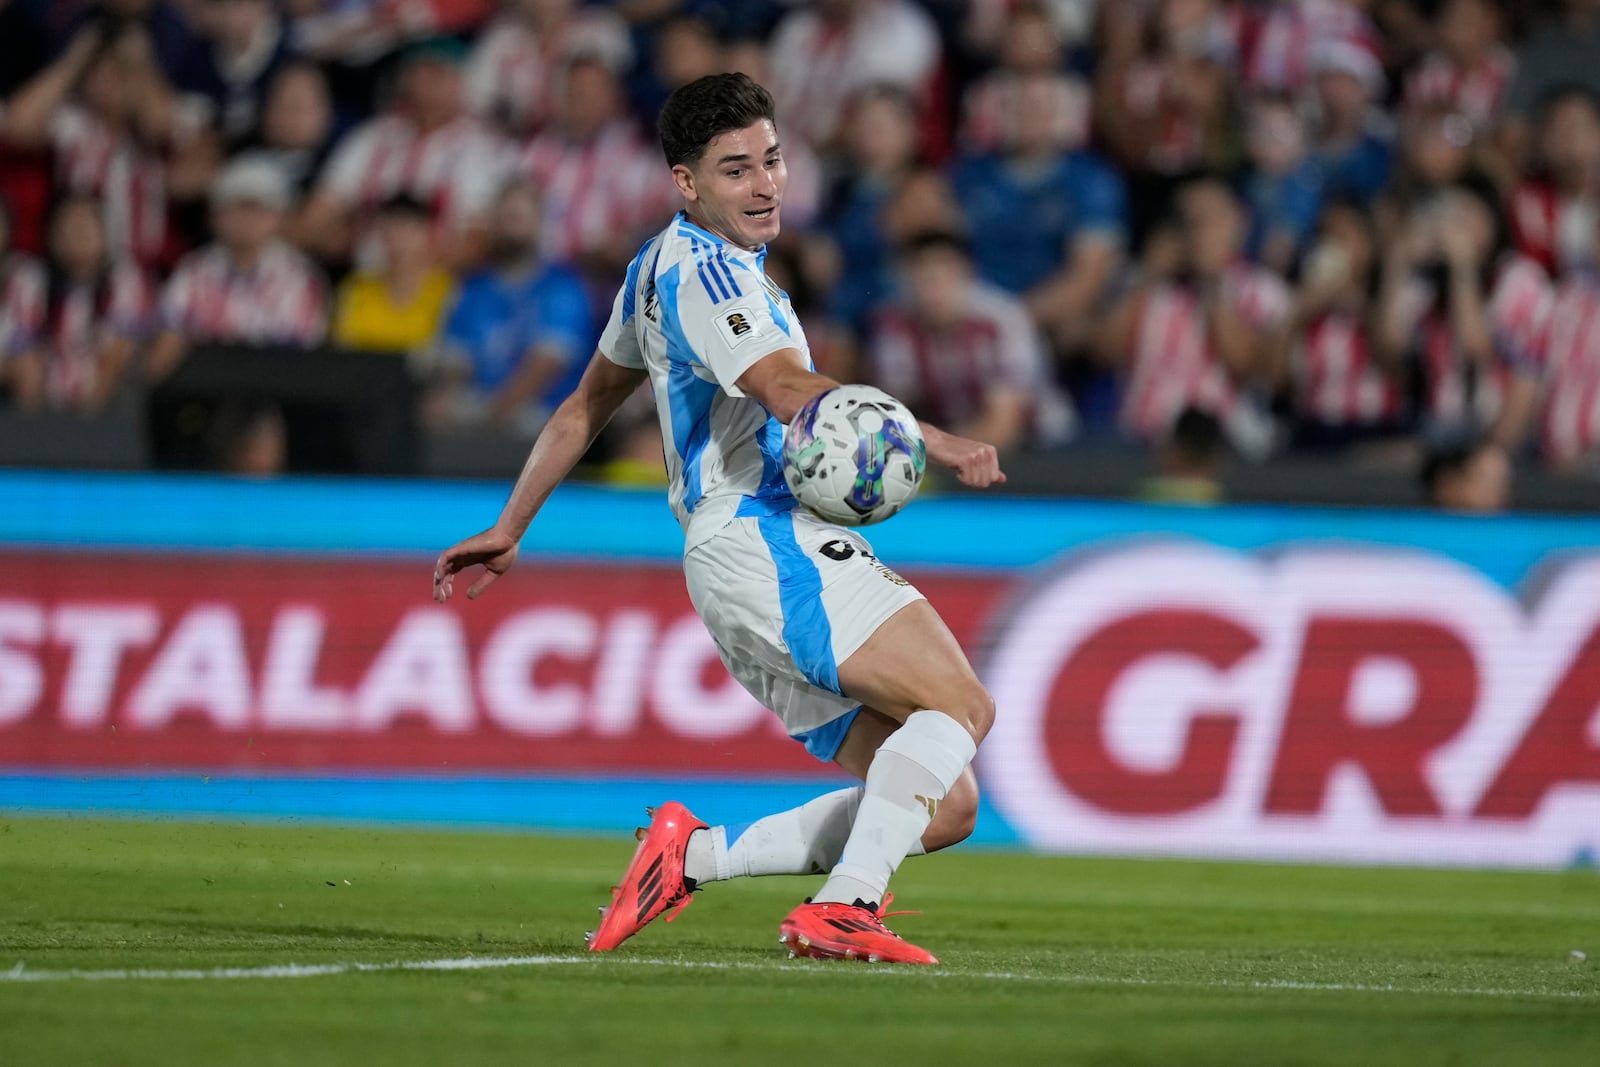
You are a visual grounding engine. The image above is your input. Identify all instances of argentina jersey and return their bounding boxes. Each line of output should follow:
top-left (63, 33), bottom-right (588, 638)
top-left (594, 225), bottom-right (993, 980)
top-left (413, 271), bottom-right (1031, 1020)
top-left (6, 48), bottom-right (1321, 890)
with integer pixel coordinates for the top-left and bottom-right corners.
top-left (599, 212), bottom-right (812, 550)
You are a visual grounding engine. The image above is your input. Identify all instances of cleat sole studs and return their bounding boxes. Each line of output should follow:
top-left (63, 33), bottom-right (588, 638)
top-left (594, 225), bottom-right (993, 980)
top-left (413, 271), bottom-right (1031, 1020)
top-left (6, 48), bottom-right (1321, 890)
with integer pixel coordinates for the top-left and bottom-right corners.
top-left (598, 905), bottom-right (608, 917)
top-left (634, 826), bottom-right (647, 842)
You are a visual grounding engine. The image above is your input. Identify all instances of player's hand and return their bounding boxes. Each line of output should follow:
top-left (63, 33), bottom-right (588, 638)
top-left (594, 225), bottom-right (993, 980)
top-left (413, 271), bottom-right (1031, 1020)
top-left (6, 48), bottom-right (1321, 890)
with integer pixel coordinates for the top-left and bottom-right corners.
top-left (433, 528), bottom-right (519, 603)
top-left (925, 426), bottom-right (1006, 489)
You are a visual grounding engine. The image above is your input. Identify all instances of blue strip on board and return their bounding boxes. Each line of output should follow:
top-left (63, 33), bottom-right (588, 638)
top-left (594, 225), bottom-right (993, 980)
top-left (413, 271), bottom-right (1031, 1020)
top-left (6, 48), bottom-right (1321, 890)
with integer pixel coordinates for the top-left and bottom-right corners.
top-left (0, 770), bottom-right (1021, 845)
top-left (3, 470), bottom-right (1598, 583)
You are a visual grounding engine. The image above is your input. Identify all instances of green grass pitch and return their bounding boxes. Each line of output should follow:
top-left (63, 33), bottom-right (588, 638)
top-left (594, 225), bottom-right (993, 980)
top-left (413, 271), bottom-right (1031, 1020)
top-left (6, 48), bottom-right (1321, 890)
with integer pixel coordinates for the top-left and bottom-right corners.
top-left (3, 816), bottom-right (1597, 1066)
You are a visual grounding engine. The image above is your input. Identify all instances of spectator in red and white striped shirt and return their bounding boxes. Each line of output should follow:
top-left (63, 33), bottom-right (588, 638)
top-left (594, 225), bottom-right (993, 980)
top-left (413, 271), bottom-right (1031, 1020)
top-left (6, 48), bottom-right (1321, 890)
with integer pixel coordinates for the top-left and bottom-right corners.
top-left (1279, 200), bottom-right (1408, 448)
top-left (297, 38), bottom-right (512, 271)
top-left (866, 230), bottom-right (1075, 452)
top-left (147, 155), bottom-right (326, 380)
top-left (4, 193), bottom-right (152, 413)
top-left (959, 4), bottom-right (1085, 156)
top-left (463, 0), bottom-right (632, 138)
top-left (1403, 0), bottom-right (1514, 134)
top-left (766, 0), bottom-right (943, 152)
top-left (516, 55), bottom-right (675, 278)
top-left (1538, 263), bottom-right (1600, 468)
top-left (1231, 0), bottom-right (1376, 96)
top-left (3, 22), bottom-right (209, 270)
top-left (1509, 86), bottom-right (1600, 277)
top-left (1098, 176), bottom-right (1291, 458)
top-left (1376, 176), bottom-right (1553, 448)
top-left (0, 196), bottom-right (48, 405)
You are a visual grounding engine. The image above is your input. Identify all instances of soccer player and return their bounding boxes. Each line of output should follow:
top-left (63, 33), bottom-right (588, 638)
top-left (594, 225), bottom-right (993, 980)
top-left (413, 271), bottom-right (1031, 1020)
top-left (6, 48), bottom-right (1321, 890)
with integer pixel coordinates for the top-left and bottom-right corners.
top-left (432, 73), bottom-right (1004, 965)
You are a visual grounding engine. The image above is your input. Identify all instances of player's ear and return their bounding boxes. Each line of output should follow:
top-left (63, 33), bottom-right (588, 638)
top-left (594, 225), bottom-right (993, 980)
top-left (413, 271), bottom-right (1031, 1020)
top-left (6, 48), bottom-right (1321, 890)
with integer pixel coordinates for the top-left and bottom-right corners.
top-left (671, 163), bottom-right (698, 203)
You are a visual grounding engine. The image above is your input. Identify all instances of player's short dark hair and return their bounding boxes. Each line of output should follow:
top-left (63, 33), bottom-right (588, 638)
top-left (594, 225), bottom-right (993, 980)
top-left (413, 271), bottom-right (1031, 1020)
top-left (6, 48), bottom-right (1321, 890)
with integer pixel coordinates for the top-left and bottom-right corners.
top-left (658, 73), bottom-right (777, 168)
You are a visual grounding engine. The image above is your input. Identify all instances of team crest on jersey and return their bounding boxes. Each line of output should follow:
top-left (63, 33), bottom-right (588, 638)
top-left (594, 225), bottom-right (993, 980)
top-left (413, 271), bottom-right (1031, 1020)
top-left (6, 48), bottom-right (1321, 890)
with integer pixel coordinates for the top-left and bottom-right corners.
top-left (714, 305), bottom-right (760, 348)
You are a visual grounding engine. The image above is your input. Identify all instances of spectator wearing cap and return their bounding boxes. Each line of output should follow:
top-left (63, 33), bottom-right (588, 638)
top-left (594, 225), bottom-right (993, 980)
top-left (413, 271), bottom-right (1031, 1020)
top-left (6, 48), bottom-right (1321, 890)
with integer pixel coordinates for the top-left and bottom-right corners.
top-left (1509, 86), bottom-right (1600, 277)
top-left (463, 0), bottom-right (633, 138)
top-left (331, 193), bottom-right (456, 356)
top-left (952, 69), bottom-right (1126, 354)
top-left (428, 180), bottom-right (592, 436)
top-left (1309, 35), bottom-right (1393, 205)
top-left (1230, 0), bottom-right (1376, 96)
top-left (3, 193), bottom-right (152, 414)
top-left (296, 37), bottom-right (512, 272)
top-left (146, 155), bottom-right (327, 380)
top-left (866, 230), bottom-right (1074, 453)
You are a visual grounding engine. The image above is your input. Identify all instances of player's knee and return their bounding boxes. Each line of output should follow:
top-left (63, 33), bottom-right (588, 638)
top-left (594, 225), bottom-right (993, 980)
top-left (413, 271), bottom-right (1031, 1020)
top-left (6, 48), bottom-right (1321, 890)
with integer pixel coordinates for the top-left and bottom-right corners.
top-left (947, 681), bottom-right (995, 746)
top-left (926, 768), bottom-right (979, 851)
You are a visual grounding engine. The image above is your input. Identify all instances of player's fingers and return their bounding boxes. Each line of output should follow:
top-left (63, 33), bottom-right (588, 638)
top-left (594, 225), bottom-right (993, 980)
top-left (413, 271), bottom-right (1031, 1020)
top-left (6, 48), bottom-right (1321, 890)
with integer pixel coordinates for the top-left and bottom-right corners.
top-left (466, 569), bottom-right (500, 600)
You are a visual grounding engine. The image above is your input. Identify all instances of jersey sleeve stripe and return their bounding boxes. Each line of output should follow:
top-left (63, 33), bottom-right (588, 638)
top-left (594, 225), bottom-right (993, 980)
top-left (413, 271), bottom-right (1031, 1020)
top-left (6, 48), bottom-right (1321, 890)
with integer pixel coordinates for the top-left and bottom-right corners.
top-left (690, 237), bottom-right (732, 303)
top-left (715, 247), bottom-right (742, 297)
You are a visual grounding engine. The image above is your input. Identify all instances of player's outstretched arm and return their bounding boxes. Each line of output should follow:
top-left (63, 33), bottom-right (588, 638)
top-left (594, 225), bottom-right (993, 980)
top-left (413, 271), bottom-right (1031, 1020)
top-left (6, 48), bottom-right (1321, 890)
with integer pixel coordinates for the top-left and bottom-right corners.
top-left (433, 353), bottom-right (648, 603)
top-left (735, 348), bottom-right (1006, 490)
top-left (921, 422), bottom-right (1006, 489)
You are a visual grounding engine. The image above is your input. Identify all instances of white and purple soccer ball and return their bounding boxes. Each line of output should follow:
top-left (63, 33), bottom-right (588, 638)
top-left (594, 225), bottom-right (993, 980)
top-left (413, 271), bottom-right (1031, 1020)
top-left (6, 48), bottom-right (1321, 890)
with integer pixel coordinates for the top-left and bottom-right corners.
top-left (782, 384), bottom-right (926, 526)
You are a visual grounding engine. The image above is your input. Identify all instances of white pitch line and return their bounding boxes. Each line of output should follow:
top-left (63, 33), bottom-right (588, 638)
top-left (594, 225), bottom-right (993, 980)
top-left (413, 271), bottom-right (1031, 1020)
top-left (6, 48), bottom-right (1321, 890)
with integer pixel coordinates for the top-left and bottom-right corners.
top-left (6, 953), bottom-right (1593, 1004)
top-left (1, 954), bottom-right (1594, 1001)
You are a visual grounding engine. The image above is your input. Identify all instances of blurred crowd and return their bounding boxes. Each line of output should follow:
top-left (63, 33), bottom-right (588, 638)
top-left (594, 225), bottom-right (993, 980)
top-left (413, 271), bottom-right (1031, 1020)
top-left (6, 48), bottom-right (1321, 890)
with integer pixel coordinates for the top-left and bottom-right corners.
top-left (1, 0), bottom-right (1599, 497)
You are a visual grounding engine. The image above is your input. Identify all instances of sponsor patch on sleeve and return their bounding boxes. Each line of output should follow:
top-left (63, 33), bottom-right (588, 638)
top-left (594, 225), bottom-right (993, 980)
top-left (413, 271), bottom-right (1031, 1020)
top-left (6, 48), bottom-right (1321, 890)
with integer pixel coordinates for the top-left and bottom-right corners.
top-left (713, 305), bottom-right (761, 349)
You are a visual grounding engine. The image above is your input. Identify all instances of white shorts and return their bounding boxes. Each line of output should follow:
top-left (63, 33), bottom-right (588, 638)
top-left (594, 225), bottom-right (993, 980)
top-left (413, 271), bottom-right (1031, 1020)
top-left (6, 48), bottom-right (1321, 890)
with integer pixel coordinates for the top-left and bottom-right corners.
top-left (683, 509), bottom-right (926, 762)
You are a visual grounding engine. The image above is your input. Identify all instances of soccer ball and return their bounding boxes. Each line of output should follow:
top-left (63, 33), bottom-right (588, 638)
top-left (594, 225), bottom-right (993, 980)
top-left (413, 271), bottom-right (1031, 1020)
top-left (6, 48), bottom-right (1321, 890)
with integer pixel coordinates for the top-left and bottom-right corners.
top-left (782, 385), bottom-right (926, 526)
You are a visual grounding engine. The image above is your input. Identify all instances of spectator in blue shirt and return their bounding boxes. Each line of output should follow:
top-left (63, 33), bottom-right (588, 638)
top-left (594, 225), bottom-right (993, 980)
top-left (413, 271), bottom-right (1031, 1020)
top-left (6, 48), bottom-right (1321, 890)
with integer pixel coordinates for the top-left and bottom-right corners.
top-left (1310, 38), bottom-right (1394, 205)
top-left (429, 181), bottom-right (592, 437)
top-left (1241, 93), bottom-right (1325, 275)
top-left (950, 71), bottom-right (1126, 352)
top-left (816, 84), bottom-right (927, 336)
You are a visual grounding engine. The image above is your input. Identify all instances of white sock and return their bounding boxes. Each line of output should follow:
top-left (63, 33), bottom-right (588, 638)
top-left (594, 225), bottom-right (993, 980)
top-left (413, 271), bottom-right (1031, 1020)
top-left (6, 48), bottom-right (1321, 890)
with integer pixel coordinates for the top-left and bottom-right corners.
top-left (683, 787), bottom-right (863, 884)
top-left (812, 710), bottom-right (976, 907)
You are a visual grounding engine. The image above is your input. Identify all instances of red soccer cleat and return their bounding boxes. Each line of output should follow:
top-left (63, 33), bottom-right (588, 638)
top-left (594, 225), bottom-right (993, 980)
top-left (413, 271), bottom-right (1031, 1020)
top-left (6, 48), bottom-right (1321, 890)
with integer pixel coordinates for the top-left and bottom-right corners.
top-left (777, 893), bottom-right (938, 965)
top-left (586, 801), bottom-right (707, 952)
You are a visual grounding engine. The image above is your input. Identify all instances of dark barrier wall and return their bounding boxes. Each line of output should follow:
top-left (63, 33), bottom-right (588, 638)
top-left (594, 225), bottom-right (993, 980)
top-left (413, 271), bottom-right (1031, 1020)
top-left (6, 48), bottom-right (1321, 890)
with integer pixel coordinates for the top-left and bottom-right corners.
top-left (1, 471), bottom-right (1597, 867)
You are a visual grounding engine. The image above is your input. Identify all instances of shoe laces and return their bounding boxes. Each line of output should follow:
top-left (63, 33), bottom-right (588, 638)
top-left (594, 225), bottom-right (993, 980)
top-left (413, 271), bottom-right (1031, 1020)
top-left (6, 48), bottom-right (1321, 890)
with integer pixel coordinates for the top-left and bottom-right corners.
top-left (854, 892), bottom-right (919, 922)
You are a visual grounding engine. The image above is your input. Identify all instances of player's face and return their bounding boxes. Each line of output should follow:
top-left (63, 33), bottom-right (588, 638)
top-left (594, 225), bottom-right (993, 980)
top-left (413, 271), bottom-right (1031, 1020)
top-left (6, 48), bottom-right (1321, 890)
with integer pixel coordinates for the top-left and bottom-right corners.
top-left (676, 119), bottom-right (787, 251)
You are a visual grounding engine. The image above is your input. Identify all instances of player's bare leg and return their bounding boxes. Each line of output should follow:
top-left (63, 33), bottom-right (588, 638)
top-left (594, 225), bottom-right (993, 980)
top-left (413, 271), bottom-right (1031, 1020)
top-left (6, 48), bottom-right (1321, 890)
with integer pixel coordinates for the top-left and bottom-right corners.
top-left (778, 600), bottom-right (991, 963)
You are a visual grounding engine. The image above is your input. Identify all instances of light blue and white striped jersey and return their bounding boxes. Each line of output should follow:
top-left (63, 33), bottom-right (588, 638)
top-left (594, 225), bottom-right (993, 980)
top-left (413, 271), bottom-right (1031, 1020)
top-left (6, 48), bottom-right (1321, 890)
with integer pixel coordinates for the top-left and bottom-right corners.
top-left (599, 211), bottom-right (810, 550)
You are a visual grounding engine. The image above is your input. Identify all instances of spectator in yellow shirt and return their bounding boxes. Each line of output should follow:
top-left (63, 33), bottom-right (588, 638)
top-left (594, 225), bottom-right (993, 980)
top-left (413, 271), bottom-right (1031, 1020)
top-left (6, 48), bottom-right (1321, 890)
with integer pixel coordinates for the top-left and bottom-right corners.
top-left (331, 194), bottom-right (455, 356)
